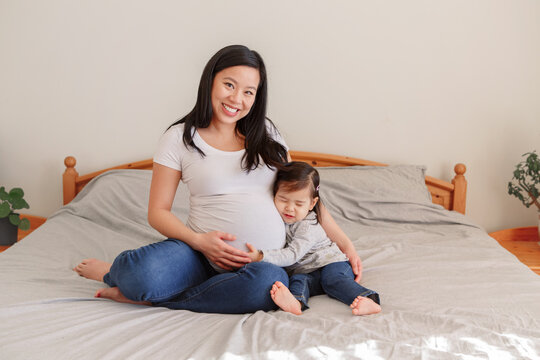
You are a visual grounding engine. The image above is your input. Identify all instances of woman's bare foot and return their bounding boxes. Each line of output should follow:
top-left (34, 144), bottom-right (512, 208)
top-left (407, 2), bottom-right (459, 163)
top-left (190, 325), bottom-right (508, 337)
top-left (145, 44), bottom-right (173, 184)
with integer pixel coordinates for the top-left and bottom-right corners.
top-left (350, 296), bottom-right (382, 316)
top-left (270, 281), bottom-right (302, 315)
top-left (95, 287), bottom-right (151, 306)
top-left (73, 258), bottom-right (112, 282)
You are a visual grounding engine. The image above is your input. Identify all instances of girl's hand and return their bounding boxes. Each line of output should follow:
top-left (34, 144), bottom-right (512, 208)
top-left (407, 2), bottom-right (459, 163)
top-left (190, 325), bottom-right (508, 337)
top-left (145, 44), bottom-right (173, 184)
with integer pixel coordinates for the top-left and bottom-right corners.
top-left (194, 231), bottom-right (251, 271)
top-left (246, 243), bottom-right (263, 262)
top-left (345, 250), bottom-right (363, 283)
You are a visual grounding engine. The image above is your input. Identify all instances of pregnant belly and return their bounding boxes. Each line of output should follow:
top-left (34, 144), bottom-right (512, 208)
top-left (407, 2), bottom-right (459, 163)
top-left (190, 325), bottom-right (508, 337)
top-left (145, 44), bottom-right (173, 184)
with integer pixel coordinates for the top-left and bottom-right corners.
top-left (187, 194), bottom-right (286, 252)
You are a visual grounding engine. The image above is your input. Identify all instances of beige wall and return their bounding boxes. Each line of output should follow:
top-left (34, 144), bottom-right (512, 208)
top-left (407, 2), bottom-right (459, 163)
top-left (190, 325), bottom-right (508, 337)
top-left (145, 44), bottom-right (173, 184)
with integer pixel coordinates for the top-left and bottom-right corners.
top-left (1, 0), bottom-right (539, 232)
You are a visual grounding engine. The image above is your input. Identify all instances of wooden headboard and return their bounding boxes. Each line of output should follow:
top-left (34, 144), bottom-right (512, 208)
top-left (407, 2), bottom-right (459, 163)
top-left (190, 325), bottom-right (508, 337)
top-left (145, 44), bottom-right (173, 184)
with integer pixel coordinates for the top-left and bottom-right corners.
top-left (63, 151), bottom-right (467, 214)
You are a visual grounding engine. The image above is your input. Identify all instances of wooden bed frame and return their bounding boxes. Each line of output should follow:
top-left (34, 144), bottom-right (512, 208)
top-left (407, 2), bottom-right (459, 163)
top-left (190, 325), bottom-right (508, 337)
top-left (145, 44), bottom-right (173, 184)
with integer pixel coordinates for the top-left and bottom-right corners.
top-left (63, 151), bottom-right (467, 214)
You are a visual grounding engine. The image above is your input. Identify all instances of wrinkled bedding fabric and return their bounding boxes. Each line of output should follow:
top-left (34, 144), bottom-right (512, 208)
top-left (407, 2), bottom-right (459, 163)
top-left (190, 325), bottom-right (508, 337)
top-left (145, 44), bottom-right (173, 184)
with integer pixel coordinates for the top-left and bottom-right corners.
top-left (1, 169), bottom-right (539, 360)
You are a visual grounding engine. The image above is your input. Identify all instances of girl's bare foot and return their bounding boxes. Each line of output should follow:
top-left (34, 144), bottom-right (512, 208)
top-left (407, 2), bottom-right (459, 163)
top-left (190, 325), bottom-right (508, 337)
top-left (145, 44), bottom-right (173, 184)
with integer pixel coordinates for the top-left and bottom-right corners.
top-left (270, 281), bottom-right (302, 315)
top-left (73, 258), bottom-right (112, 282)
top-left (95, 287), bottom-right (151, 306)
top-left (350, 296), bottom-right (382, 316)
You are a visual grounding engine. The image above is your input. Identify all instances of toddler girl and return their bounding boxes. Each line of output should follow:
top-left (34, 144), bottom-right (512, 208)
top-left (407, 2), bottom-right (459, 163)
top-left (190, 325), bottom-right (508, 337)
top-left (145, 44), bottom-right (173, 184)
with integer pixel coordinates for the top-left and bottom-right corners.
top-left (247, 161), bottom-right (381, 316)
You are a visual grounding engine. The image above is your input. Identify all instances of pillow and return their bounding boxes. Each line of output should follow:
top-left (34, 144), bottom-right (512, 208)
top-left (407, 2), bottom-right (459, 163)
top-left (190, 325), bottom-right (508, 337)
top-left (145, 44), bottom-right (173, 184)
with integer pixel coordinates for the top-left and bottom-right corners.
top-left (315, 165), bottom-right (440, 226)
top-left (317, 165), bottom-right (432, 204)
top-left (56, 169), bottom-right (190, 232)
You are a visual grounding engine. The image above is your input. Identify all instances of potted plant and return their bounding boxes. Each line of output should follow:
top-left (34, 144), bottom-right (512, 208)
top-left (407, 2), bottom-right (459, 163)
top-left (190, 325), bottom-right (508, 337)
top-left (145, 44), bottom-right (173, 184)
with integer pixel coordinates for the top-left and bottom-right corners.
top-left (0, 186), bottom-right (30, 246)
top-left (508, 151), bottom-right (540, 238)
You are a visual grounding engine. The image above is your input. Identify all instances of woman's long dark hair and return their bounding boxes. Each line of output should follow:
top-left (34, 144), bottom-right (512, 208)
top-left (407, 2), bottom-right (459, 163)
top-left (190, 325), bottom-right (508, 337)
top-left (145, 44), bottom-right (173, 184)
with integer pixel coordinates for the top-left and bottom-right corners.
top-left (168, 45), bottom-right (288, 171)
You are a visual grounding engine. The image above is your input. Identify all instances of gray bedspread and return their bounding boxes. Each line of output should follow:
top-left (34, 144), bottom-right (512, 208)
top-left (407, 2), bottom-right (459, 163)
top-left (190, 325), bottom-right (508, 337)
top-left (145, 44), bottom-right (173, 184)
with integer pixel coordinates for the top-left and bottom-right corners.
top-left (1, 168), bottom-right (539, 359)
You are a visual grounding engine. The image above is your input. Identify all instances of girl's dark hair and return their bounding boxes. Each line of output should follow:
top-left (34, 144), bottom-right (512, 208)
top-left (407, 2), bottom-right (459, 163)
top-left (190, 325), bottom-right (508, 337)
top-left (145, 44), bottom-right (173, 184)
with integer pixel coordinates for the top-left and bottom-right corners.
top-left (168, 45), bottom-right (287, 171)
top-left (273, 161), bottom-right (322, 220)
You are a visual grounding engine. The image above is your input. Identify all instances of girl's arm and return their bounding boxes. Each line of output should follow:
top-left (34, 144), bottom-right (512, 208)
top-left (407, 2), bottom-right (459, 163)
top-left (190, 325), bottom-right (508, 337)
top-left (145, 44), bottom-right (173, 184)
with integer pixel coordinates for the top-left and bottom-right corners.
top-left (318, 203), bottom-right (363, 282)
top-left (148, 163), bottom-right (251, 270)
top-left (246, 225), bottom-right (314, 267)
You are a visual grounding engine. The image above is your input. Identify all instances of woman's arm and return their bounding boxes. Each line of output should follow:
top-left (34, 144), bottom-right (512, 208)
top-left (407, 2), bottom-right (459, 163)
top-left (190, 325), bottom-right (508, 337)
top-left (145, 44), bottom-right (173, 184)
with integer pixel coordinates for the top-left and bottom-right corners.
top-left (318, 202), bottom-right (363, 282)
top-left (148, 163), bottom-right (251, 270)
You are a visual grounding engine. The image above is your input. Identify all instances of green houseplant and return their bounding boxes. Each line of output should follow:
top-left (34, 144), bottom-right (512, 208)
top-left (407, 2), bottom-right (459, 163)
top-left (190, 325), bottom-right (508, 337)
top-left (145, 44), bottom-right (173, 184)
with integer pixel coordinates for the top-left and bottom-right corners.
top-left (508, 151), bottom-right (540, 238)
top-left (0, 186), bottom-right (30, 246)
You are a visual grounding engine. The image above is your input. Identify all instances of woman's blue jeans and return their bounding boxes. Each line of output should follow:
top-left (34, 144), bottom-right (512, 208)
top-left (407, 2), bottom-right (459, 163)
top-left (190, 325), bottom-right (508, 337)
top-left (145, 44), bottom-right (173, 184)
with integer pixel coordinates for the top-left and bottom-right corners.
top-left (289, 261), bottom-right (380, 310)
top-left (103, 239), bottom-right (289, 313)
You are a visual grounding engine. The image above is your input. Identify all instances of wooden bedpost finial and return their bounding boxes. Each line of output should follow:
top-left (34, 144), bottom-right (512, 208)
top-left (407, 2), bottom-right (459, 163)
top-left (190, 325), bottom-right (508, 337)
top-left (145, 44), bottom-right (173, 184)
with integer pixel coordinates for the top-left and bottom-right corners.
top-left (63, 156), bottom-right (79, 205)
top-left (452, 163), bottom-right (467, 215)
top-left (64, 156), bottom-right (76, 169)
top-left (454, 163), bottom-right (466, 176)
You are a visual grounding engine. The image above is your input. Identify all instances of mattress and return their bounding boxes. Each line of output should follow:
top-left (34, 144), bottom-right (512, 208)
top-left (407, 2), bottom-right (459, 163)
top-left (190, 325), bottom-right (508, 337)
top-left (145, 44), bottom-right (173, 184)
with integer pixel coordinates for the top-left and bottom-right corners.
top-left (1, 168), bottom-right (539, 359)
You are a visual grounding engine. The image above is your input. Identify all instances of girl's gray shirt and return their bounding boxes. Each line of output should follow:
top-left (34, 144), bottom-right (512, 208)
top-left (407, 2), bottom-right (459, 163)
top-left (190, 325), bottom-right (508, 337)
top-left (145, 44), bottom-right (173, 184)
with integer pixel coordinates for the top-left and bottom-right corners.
top-left (262, 212), bottom-right (348, 275)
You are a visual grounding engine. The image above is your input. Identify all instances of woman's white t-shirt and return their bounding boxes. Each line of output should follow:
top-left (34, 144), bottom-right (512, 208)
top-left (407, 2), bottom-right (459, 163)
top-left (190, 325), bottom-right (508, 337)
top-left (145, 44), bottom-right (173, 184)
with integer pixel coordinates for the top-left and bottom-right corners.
top-left (153, 122), bottom-right (287, 271)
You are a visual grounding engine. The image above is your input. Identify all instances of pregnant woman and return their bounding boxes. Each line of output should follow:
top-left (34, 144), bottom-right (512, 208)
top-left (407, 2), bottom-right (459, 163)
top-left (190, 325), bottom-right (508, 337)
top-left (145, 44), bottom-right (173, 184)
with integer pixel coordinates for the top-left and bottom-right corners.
top-left (73, 45), bottom-right (362, 313)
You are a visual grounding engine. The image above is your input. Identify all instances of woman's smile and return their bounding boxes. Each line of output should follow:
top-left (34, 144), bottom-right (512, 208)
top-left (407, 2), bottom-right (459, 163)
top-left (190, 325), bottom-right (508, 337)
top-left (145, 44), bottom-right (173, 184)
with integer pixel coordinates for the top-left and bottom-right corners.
top-left (222, 103), bottom-right (240, 115)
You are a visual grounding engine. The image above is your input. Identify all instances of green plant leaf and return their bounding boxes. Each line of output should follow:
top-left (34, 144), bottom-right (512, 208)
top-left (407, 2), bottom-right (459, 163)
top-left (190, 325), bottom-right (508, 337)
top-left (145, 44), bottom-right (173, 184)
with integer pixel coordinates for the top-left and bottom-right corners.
top-left (0, 202), bottom-right (10, 218)
top-left (0, 187), bottom-right (8, 201)
top-left (18, 218), bottom-right (30, 231)
top-left (8, 188), bottom-right (24, 200)
top-left (9, 213), bottom-right (20, 226)
top-left (509, 150), bottom-right (540, 208)
top-left (11, 198), bottom-right (29, 210)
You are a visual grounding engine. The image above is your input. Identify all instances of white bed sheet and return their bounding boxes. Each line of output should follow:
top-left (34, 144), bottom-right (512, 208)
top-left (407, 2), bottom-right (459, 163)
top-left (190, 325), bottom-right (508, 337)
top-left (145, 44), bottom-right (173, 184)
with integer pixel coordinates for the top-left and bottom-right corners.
top-left (1, 169), bottom-right (539, 360)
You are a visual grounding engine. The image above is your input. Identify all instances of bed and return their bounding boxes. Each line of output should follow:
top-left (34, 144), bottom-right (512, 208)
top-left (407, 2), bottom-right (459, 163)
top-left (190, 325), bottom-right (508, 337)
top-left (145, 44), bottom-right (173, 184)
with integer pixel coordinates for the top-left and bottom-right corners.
top-left (1, 151), bottom-right (539, 359)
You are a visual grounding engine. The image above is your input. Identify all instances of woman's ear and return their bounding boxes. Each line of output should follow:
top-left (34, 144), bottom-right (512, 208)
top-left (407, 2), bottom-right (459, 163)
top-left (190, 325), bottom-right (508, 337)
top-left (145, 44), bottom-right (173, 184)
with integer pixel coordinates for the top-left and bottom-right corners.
top-left (310, 197), bottom-right (319, 211)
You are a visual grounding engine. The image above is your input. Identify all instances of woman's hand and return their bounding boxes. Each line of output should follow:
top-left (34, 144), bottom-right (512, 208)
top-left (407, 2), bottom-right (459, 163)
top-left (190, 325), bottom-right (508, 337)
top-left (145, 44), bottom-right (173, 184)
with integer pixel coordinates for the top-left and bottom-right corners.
top-left (345, 249), bottom-right (363, 283)
top-left (194, 231), bottom-right (252, 271)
